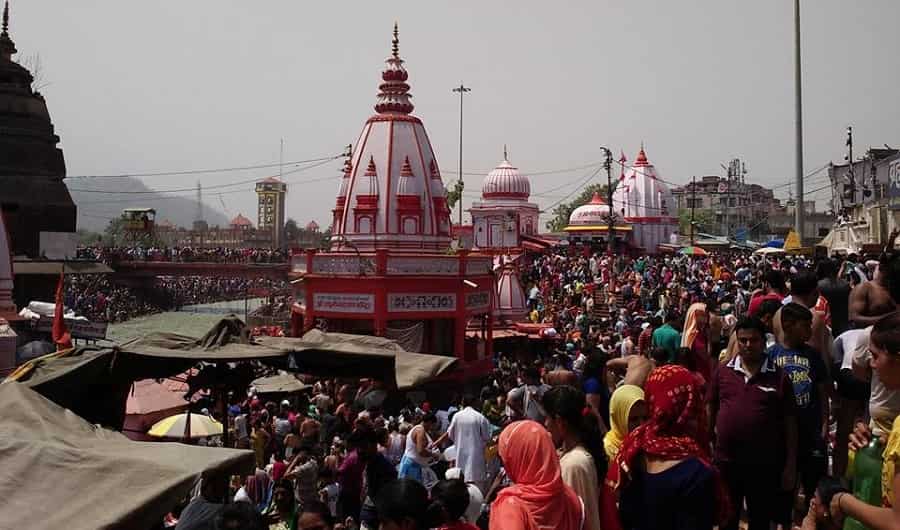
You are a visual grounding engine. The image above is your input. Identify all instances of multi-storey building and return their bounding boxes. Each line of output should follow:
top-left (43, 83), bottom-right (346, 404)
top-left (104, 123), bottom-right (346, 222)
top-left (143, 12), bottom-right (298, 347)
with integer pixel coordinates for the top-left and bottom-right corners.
top-left (671, 175), bottom-right (781, 240)
top-left (256, 177), bottom-right (287, 249)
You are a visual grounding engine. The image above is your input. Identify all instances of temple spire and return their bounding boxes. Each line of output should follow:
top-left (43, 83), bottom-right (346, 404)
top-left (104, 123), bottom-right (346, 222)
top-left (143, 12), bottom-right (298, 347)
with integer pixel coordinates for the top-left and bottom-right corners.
top-left (374, 23), bottom-right (413, 114)
top-left (392, 22), bottom-right (399, 59)
top-left (503, 144), bottom-right (508, 161)
top-left (0, 1), bottom-right (16, 60)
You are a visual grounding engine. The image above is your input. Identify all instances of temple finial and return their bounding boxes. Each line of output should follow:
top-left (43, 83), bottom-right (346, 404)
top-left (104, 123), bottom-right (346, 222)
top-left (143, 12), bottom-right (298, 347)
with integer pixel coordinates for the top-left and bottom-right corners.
top-left (503, 144), bottom-right (508, 161)
top-left (0, 0), bottom-right (16, 60)
top-left (391, 22), bottom-right (399, 59)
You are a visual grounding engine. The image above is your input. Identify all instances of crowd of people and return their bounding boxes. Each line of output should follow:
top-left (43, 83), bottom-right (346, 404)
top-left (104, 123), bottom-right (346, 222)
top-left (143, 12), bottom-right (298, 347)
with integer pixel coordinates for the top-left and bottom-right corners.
top-left (77, 245), bottom-right (289, 264)
top-left (67, 275), bottom-right (288, 323)
top-left (159, 230), bottom-right (900, 530)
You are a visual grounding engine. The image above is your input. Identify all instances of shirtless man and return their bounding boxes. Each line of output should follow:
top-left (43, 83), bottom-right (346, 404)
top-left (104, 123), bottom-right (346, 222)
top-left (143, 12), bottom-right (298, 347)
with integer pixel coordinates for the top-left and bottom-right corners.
top-left (849, 229), bottom-right (900, 327)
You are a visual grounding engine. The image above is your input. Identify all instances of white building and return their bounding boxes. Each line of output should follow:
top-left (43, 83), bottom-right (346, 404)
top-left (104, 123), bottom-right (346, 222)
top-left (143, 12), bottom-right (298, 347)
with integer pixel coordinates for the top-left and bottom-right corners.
top-left (611, 147), bottom-right (679, 252)
top-left (468, 151), bottom-right (540, 251)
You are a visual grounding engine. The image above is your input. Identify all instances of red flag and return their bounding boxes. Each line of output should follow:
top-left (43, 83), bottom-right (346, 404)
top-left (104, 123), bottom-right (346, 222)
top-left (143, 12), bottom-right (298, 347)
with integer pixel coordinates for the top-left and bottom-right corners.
top-left (52, 272), bottom-right (72, 350)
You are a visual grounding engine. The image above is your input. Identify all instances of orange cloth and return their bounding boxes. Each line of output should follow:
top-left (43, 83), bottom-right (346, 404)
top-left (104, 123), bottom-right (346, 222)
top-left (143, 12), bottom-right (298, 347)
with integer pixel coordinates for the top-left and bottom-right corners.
top-left (490, 420), bottom-right (583, 530)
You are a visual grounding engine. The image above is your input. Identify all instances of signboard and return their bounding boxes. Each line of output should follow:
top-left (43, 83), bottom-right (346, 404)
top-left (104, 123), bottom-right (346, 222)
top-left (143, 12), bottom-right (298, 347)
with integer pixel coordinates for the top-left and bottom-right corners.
top-left (734, 227), bottom-right (748, 243)
top-left (889, 159), bottom-right (900, 209)
top-left (312, 255), bottom-right (375, 275)
top-left (386, 257), bottom-right (459, 275)
top-left (388, 293), bottom-right (456, 312)
top-left (312, 293), bottom-right (375, 314)
top-left (34, 318), bottom-right (108, 340)
top-left (465, 291), bottom-right (491, 311)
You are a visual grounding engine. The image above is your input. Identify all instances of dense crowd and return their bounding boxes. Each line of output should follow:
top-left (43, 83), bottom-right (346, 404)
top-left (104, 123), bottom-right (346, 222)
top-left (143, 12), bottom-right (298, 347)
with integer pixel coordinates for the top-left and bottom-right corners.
top-left (160, 231), bottom-right (900, 530)
top-left (67, 275), bottom-right (289, 323)
top-left (77, 245), bottom-right (289, 264)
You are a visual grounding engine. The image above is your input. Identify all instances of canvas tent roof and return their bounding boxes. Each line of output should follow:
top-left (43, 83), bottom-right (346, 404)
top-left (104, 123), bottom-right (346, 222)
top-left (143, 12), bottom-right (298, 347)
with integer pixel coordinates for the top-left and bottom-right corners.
top-left (251, 373), bottom-right (309, 394)
top-left (258, 329), bottom-right (459, 389)
top-left (6, 317), bottom-right (458, 426)
top-left (0, 382), bottom-right (253, 530)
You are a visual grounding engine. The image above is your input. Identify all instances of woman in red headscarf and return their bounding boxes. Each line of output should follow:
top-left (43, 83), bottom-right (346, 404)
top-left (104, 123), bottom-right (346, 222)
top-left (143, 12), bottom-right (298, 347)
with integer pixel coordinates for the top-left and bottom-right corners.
top-left (599, 364), bottom-right (729, 530)
top-left (490, 420), bottom-right (584, 530)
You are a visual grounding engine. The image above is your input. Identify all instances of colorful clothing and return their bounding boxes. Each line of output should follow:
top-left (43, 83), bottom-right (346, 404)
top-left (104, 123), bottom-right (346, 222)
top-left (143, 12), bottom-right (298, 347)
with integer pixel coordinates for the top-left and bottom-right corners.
top-left (603, 385), bottom-right (645, 462)
top-left (490, 420), bottom-right (583, 530)
top-left (883, 415), bottom-right (900, 507)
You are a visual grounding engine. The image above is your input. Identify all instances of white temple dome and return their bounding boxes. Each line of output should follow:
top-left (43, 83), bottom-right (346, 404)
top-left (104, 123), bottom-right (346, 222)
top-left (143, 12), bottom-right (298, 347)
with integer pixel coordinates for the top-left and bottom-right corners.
top-left (481, 150), bottom-right (530, 200)
top-left (568, 192), bottom-right (612, 226)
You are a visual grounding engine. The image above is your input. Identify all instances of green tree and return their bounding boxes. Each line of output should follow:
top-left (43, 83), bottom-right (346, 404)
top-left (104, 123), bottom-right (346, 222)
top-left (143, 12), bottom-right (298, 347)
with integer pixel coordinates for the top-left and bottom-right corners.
top-left (544, 183), bottom-right (608, 233)
top-left (102, 216), bottom-right (127, 246)
top-left (446, 181), bottom-right (463, 210)
top-left (284, 218), bottom-right (301, 244)
top-left (677, 208), bottom-right (715, 236)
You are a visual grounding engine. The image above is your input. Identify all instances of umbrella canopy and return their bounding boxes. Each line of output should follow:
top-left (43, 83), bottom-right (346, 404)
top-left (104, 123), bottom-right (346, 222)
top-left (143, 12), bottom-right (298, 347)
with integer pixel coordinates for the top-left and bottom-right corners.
top-left (251, 373), bottom-right (309, 394)
top-left (765, 239), bottom-right (785, 248)
top-left (0, 383), bottom-right (253, 529)
top-left (148, 412), bottom-right (223, 439)
top-left (679, 246), bottom-right (709, 256)
top-left (754, 247), bottom-right (786, 255)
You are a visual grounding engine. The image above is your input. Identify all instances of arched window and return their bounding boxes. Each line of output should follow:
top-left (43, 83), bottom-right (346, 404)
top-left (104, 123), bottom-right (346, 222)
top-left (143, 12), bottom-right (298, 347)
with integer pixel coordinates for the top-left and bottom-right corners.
top-left (402, 217), bottom-right (418, 234)
top-left (357, 216), bottom-right (373, 233)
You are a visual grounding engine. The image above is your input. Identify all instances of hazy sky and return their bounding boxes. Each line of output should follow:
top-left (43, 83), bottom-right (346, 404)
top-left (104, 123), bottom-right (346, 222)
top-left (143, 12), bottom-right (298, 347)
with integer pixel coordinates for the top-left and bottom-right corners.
top-left (13, 0), bottom-right (900, 227)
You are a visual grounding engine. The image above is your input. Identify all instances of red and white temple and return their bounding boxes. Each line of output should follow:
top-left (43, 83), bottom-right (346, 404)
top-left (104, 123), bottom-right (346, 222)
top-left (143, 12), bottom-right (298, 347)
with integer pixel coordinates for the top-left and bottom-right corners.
top-left (469, 149), bottom-right (540, 251)
top-left (611, 146), bottom-right (678, 252)
top-left (291, 25), bottom-right (494, 365)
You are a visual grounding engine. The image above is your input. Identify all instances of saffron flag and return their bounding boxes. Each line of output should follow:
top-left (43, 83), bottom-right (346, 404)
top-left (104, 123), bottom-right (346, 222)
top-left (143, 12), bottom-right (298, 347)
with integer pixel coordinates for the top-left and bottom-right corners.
top-left (52, 272), bottom-right (72, 350)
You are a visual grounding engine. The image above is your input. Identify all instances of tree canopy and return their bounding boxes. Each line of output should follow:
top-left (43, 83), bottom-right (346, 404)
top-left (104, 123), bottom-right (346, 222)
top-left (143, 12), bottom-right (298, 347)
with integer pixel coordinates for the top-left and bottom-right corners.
top-left (677, 208), bottom-right (715, 236)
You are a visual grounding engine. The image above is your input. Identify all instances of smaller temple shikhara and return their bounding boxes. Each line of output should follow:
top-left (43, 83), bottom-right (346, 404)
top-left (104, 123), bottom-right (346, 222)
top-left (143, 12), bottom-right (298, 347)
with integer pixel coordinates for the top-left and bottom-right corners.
top-left (291, 25), bottom-right (494, 366)
top-left (564, 146), bottom-right (678, 253)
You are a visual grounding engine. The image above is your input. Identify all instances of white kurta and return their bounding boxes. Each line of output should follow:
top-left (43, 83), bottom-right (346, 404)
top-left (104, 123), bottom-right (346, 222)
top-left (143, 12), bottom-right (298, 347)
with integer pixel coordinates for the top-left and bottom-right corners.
top-left (447, 406), bottom-right (492, 485)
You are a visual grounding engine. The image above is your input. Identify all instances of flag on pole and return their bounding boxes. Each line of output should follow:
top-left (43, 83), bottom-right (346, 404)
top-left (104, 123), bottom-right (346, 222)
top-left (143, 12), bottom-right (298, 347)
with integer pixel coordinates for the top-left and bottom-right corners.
top-left (52, 272), bottom-right (72, 350)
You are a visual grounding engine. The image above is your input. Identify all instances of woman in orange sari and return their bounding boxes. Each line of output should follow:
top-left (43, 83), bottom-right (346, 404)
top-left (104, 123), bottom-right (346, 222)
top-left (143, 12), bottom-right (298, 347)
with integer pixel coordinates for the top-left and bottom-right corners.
top-left (490, 420), bottom-right (584, 530)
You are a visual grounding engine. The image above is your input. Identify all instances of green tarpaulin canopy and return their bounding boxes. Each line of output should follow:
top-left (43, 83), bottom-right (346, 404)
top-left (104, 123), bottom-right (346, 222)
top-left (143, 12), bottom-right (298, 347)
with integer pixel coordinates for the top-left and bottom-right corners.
top-left (0, 383), bottom-right (253, 529)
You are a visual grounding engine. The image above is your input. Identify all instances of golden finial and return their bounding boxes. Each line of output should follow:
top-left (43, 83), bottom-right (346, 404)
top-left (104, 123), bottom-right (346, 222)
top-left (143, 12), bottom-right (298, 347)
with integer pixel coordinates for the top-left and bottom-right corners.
top-left (503, 144), bottom-right (508, 161)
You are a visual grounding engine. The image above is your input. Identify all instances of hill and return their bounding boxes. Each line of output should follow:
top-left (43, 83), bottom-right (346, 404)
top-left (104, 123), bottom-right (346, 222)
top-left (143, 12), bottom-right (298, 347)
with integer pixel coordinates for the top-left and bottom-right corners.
top-left (69, 177), bottom-right (229, 232)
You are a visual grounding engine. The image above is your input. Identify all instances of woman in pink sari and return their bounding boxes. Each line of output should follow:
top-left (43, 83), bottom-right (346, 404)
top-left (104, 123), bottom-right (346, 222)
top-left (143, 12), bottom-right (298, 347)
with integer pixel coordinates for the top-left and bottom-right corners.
top-left (490, 420), bottom-right (584, 530)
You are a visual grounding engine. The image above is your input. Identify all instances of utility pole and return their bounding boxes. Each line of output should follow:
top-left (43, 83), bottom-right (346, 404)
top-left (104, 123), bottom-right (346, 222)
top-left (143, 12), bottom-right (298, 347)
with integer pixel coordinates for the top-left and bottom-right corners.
top-left (845, 126), bottom-right (855, 208)
top-left (690, 176), bottom-right (697, 245)
top-left (452, 83), bottom-right (471, 229)
top-left (794, 0), bottom-right (805, 237)
top-left (279, 138), bottom-right (284, 180)
top-left (603, 148), bottom-right (614, 256)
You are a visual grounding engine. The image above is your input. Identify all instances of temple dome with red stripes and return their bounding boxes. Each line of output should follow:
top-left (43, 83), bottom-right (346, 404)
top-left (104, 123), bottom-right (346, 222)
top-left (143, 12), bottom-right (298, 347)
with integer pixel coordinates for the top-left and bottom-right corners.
top-left (481, 151), bottom-right (530, 200)
top-left (330, 24), bottom-right (451, 252)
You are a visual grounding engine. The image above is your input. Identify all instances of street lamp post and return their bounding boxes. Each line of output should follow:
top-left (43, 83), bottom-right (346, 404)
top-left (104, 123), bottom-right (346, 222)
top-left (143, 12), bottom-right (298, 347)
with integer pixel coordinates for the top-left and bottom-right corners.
top-left (452, 83), bottom-right (471, 230)
top-left (794, 0), bottom-right (805, 238)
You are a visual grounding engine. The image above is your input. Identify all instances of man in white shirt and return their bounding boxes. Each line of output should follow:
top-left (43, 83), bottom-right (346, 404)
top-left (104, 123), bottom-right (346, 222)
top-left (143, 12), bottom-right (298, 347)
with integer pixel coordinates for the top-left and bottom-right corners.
top-left (433, 394), bottom-right (492, 495)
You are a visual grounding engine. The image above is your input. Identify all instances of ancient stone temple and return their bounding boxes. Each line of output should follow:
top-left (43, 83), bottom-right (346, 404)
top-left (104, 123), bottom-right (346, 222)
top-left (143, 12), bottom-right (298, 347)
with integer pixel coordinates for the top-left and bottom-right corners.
top-left (0, 2), bottom-right (76, 258)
